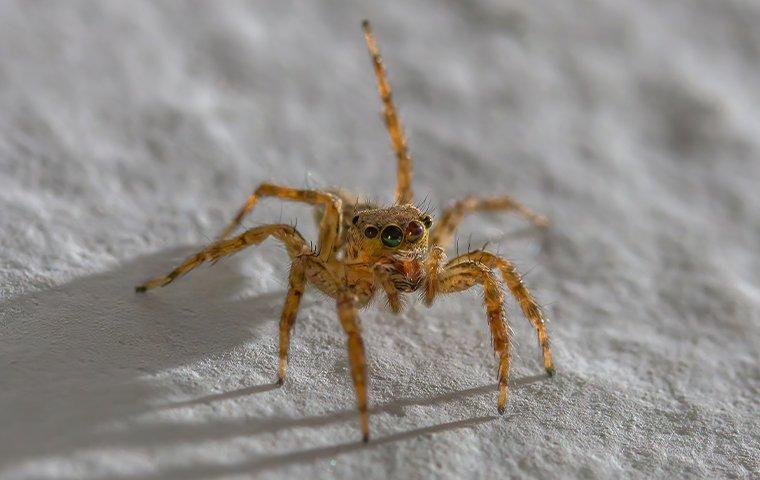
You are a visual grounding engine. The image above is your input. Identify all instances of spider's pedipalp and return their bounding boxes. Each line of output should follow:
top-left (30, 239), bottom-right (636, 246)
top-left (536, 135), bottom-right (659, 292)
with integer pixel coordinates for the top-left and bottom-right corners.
top-left (375, 267), bottom-right (403, 314)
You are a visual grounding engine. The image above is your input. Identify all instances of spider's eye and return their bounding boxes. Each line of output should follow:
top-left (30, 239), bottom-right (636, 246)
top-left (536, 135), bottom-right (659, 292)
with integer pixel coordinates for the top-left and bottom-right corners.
top-left (380, 225), bottom-right (403, 247)
top-left (421, 215), bottom-right (432, 228)
top-left (363, 225), bottom-right (379, 238)
top-left (405, 220), bottom-right (424, 242)
top-left (352, 215), bottom-right (360, 225)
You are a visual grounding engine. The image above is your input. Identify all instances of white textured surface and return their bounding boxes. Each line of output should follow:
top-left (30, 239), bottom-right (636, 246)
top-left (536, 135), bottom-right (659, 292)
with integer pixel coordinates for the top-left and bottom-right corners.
top-left (1, 1), bottom-right (759, 479)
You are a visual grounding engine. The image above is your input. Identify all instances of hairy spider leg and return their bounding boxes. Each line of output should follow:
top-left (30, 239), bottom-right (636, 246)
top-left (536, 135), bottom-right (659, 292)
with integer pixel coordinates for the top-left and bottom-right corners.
top-left (277, 257), bottom-right (307, 384)
top-left (362, 20), bottom-right (413, 205)
top-left (216, 184), bottom-right (342, 261)
top-left (446, 250), bottom-right (554, 375)
top-left (425, 251), bottom-right (512, 414)
top-left (430, 196), bottom-right (549, 250)
top-left (337, 289), bottom-right (370, 442)
top-left (135, 224), bottom-right (306, 291)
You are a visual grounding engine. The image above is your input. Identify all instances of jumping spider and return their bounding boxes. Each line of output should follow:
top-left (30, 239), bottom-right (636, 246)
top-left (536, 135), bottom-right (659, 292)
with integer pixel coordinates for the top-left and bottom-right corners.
top-left (136, 20), bottom-right (554, 443)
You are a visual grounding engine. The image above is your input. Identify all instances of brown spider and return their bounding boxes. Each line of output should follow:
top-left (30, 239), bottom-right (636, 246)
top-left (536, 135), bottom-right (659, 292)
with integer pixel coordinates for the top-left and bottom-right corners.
top-left (136, 20), bottom-right (554, 443)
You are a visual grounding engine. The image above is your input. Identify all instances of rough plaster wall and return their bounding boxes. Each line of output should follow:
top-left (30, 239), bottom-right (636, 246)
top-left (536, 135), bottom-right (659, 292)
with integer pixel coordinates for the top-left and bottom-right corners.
top-left (0, 1), bottom-right (758, 479)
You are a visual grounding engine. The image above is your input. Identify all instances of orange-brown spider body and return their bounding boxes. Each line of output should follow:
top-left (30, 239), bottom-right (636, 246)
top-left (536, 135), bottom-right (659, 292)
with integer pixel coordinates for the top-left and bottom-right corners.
top-left (136, 20), bottom-right (554, 443)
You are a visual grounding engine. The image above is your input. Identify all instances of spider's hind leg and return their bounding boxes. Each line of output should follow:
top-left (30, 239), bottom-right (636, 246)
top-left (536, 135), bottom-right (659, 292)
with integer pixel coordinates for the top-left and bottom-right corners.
top-left (314, 188), bottom-right (378, 250)
top-left (216, 183), bottom-right (342, 262)
top-left (135, 224), bottom-right (306, 292)
top-left (430, 196), bottom-right (548, 250)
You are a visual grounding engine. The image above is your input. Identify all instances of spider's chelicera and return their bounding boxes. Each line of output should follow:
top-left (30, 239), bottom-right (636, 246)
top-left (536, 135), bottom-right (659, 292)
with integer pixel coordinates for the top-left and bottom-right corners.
top-left (136, 20), bottom-right (555, 443)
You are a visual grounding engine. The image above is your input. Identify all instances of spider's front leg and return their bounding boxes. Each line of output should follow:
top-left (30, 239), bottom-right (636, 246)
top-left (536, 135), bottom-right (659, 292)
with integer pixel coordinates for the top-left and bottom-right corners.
top-left (425, 248), bottom-right (512, 413)
top-left (362, 20), bottom-right (413, 205)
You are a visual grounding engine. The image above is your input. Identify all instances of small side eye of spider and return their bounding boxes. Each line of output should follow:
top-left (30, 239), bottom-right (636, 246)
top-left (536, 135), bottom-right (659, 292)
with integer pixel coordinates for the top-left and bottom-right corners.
top-left (363, 225), bottom-right (379, 238)
top-left (405, 220), bottom-right (424, 242)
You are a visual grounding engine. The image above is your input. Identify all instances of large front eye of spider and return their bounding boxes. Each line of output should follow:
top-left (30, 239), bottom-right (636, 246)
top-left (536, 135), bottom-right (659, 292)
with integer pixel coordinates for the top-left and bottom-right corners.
top-left (405, 220), bottom-right (425, 242)
top-left (380, 224), bottom-right (403, 247)
top-left (363, 225), bottom-right (379, 238)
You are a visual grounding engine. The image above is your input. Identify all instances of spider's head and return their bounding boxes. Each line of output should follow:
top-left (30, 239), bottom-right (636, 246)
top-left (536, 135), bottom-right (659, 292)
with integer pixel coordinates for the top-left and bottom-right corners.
top-left (346, 204), bottom-right (432, 291)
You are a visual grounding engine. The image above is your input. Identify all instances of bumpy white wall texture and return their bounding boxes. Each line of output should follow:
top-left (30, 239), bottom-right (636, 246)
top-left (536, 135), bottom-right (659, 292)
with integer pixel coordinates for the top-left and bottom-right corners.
top-left (1, 1), bottom-right (758, 479)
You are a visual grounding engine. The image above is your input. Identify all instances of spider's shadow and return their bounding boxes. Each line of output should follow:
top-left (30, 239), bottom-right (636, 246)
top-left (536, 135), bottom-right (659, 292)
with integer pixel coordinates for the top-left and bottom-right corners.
top-left (124, 374), bottom-right (547, 479)
top-left (1, 245), bottom-right (550, 477)
top-left (1, 246), bottom-right (286, 467)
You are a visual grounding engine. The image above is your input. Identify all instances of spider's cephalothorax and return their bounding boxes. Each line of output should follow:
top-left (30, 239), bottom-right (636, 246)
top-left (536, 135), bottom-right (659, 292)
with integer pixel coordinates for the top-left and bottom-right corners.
top-left (136, 20), bottom-right (555, 443)
top-left (346, 205), bottom-right (431, 293)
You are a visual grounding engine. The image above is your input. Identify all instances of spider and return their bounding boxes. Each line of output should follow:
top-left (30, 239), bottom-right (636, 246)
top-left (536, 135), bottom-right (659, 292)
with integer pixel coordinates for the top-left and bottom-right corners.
top-left (136, 20), bottom-right (554, 443)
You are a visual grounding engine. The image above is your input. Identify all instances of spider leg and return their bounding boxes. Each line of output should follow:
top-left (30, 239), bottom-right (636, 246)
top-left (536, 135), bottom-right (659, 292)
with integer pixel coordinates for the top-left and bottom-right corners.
top-left (216, 183), bottom-right (342, 261)
top-left (426, 254), bottom-right (512, 414)
top-left (430, 196), bottom-right (548, 250)
top-left (447, 250), bottom-right (554, 375)
top-left (293, 258), bottom-right (375, 441)
top-left (362, 20), bottom-right (413, 205)
top-left (135, 224), bottom-right (306, 291)
top-left (337, 289), bottom-right (370, 442)
top-left (277, 256), bottom-right (307, 385)
top-left (277, 254), bottom-right (378, 436)
top-left (276, 251), bottom-right (348, 380)
top-left (317, 188), bottom-right (379, 250)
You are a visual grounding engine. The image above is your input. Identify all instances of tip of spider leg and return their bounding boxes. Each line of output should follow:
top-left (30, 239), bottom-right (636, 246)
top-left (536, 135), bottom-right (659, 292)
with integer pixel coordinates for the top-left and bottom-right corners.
top-left (276, 377), bottom-right (284, 387)
top-left (534, 215), bottom-right (550, 229)
top-left (497, 405), bottom-right (506, 415)
top-left (362, 433), bottom-right (370, 444)
top-left (361, 19), bottom-right (370, 29)
top-left (546, 366), bottom-right (556, 377)
top-left (135, 285), bottom-right (147, 293)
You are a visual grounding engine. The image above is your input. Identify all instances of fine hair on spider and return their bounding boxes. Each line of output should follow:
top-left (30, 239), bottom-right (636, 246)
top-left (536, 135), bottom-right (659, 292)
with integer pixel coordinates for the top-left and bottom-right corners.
top-left (136, 19), bottom-right (554, 444)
